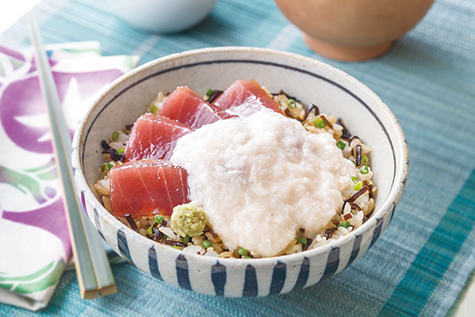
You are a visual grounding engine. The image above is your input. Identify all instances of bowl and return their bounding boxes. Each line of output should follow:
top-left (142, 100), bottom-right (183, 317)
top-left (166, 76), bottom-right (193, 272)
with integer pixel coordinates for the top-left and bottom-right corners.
top-left (274, 0), bottom-right (434, 61)
top-left (72, 47), bottom-right (409, 297)
top-left (107, 0), bottom-right (218, 33)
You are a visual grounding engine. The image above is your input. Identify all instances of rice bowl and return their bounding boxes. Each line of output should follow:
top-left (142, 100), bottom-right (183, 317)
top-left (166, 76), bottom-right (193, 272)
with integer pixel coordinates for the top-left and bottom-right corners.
top-left (72, 47), bottom-right (409, 297)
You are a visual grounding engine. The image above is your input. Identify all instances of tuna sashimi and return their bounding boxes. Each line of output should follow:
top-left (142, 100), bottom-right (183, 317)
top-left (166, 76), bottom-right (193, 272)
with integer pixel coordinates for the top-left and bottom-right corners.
top-left (213, 79), bottom-right (283, 116)
top-left (158, 86), bottom-right (235, 128)
top-left (124, 114), bottom-right (193, 162)
top-left (109, 159), bottom-right (189, 217)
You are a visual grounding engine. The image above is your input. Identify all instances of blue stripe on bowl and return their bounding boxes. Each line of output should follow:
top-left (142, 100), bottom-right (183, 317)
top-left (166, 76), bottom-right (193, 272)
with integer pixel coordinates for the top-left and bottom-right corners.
top-left (148, 246), bottom-right (163, 281)
top-left (211, 261), bottom-right (226, 296)
top-left (321, 247), bottom-right (340, 280)
top-left (268, 261), bottom-right (286, 295)
top-left (93, 206), bottom-right (104, 240)
top-left (389, 203), bottom-right (398, 222)
top-left (176, 254), bottom-right (192, 291)
top-left (117, 229), bottom-right (133, 264)
top-left (80, 190), bottom-right (88, 217)
top-left (369, 218), bottom-right (385, 249)
top-left (243, 264), bottom-right (258, 297)
top-left (345, 234), bottom-right (363, 269)
top-left (291, 256), bottom-right (310, 292)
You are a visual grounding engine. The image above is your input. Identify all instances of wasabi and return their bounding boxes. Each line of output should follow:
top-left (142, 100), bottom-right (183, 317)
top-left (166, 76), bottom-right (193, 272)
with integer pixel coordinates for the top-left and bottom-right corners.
top-left (171, 203), bottom-right (207, 238)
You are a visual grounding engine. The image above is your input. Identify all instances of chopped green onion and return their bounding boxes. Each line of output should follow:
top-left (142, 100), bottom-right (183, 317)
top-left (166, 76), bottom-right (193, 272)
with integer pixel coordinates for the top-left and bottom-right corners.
top-left (351, 176), bottom-right (358, 183)
top-left (203, 240), bottom-right (212, 249)
top-left (244, 256), bottom-right (251, 259)
top-left (172, 246), bottom-right (180, 249)
top-left (238, 247), bottom-right (249, 256)
top-left (151, 105), bottom-right (158, 115)
top-left (206, 89), bottom-right (213, 97)
top-left (162, 234), bottom-right (168, 240)
top-left (154, 215), bottom-right (164, 224)
top-left (182, 235), bottom-right (190, 244)
top-left (338, 221), bottom-right (351, 229)
top-left (297, 237), bottom-right (307, 245)
top-left (287, 99), bottom-right (296, 109)
top-left (105, 162), bottom-right (114, 172)
top-left (117, 148), bottom-right (124, 154)
top-left (361, 155), bottom-right (369, 165)
top-left (360, 166), bottom-right (369, 175)
top-left (313, 117), bottom-right (327, 129)
top-left (147, 225), bottom-right (153, 235)
top-left (111, 131), bottom-right (120, 141)
top-left (337, 140), bottom-right (346, 150)
top-left (354, 181), bottom-right (363, 191)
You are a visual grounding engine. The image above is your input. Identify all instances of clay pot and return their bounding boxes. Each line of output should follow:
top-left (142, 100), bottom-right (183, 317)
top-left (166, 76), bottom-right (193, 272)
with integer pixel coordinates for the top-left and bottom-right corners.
top-left (274, 0), bottom-right (434, 61)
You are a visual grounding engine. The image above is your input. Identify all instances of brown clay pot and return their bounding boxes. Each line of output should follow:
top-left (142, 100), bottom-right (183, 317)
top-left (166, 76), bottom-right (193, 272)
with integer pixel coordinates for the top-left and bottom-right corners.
top-left (274, 0), bottom-right (434, 61)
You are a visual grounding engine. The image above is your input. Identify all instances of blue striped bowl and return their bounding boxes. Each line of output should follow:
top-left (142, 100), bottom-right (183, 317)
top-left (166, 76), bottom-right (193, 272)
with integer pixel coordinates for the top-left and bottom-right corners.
top-left (72, 47), bottom-right (409, 297)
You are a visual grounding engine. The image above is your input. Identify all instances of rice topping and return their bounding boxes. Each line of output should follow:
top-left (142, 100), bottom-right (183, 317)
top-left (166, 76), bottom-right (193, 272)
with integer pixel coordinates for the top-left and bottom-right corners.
top-left (171, 110), bottom-right (357, 257)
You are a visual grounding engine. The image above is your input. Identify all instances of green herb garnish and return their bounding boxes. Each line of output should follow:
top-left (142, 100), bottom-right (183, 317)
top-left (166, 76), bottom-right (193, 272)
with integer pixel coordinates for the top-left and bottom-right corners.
top-left (337, 140), bottom-right (346, 150)
top-left (182, 235), bottom-right (190, 244)
top-left (287, 98), bottom-right (296, 109)
top-left (111, 131), bottom-right (120, 141)
top-left (297, 237), bottom-right (307, 245)
top-left (361, 155), bottom-right (369, 165)
top-left (206, 89), bottom-right (213, 97)
top-left (117, 148), bottom-right (124, 154)
top-left (360, 166), bottom-right (369, 175)
top-left (154, 215), bottom-right (164, 224)
top-left (313, 117), bottom-right (327, 129)
top-left (354, 181), bottom-right (363, 191)
top-left (338, 221), bottom-right (351, 229)
top-left (151, 105), bottom-right (159, 115)
top-left (105, 162), bottom-right (114, 172)
top-left (203, 240), bottom-right (212, 249)
top-left (238, 247), bottom-right (249, 257)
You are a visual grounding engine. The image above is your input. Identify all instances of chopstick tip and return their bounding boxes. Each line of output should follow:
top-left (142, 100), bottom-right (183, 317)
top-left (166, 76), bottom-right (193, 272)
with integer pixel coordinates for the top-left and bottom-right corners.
top-left (100, 284), bottom-right (118, 297)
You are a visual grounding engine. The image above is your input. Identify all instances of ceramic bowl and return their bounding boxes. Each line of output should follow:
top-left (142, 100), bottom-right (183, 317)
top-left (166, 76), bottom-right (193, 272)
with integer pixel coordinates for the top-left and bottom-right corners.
top-left (274, 0), bottom-right (434, 61)
top-left (72, 47), bottom-right (409, 297)
top-left (107, 0), bottom-right (218, 33)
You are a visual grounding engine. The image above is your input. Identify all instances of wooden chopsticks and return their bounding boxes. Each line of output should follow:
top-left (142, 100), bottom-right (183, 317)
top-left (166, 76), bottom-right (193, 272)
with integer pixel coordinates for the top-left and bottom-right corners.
top-left (27, 18), bottom-right (116, 299)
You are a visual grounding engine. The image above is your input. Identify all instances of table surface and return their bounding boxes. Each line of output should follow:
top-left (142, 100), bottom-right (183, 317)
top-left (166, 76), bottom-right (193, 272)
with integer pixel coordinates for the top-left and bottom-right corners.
top-left (1, 0), bottom-right (475, 316)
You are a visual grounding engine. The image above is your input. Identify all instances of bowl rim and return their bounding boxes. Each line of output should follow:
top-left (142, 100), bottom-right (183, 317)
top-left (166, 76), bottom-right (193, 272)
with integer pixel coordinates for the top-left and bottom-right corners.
top-left (72, 46), bottom-right (409, 265)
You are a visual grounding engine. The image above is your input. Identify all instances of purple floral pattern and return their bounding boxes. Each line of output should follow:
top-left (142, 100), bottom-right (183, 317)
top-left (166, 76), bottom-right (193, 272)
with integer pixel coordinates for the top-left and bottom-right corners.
top-left (0, 42), bottom-right (138, 309)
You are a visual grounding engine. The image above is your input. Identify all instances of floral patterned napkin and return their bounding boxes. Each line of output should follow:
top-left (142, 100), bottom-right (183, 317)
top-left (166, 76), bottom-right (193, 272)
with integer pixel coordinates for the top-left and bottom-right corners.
top-left (0, 42), bottom-right (139, 311)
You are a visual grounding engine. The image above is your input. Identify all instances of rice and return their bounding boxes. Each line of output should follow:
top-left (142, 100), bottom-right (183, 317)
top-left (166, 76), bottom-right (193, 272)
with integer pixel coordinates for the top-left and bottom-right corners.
top-left (94, 86), bottom-right (377, 258)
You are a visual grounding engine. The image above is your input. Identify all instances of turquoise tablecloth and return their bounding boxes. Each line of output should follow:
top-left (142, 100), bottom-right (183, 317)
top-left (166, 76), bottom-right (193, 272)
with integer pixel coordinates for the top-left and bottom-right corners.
top-left (1, 0), bottom-right (475, 316)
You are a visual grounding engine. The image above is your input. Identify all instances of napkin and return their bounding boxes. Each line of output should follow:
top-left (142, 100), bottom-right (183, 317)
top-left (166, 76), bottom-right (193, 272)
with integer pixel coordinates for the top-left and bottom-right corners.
top-left (0, 41), bottom-right (139, 311)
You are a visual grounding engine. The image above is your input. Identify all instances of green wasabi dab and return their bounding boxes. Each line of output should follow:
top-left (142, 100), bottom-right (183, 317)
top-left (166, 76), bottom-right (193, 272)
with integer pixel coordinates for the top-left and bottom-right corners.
top-left (171, 203), bottom-right (207, 238)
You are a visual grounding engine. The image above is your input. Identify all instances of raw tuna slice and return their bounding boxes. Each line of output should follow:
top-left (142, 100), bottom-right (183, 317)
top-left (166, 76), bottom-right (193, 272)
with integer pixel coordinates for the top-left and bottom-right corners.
top-left (124, 114), bottom-right (192, 162)
top-left (109, 159), bottom-right (189, 217)
top-left (158, 86), bottom-right (235, 128)
top-left (213, 79), bottom-right (283, 116)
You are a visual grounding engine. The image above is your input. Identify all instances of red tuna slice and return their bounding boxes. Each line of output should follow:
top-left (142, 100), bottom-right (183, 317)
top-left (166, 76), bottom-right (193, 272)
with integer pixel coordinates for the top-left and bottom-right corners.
top-left (213, 79), bottom-right (283, 116)
top-left (158, 86), bottom-right (235, 128)
top-left (124, 114), bottom-right (193, 162)
top-left (109, 159), bottom-right (189, 218)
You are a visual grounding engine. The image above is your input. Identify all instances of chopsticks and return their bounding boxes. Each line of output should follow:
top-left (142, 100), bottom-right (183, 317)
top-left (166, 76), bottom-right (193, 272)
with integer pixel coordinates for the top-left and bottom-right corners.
top-left (28, 18), bottom-right (116, 299)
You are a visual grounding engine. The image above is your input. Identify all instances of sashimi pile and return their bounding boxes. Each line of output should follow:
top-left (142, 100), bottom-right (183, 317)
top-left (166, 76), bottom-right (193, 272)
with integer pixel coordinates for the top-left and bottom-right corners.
top-left (94, 79), bottom-right (377, 258)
